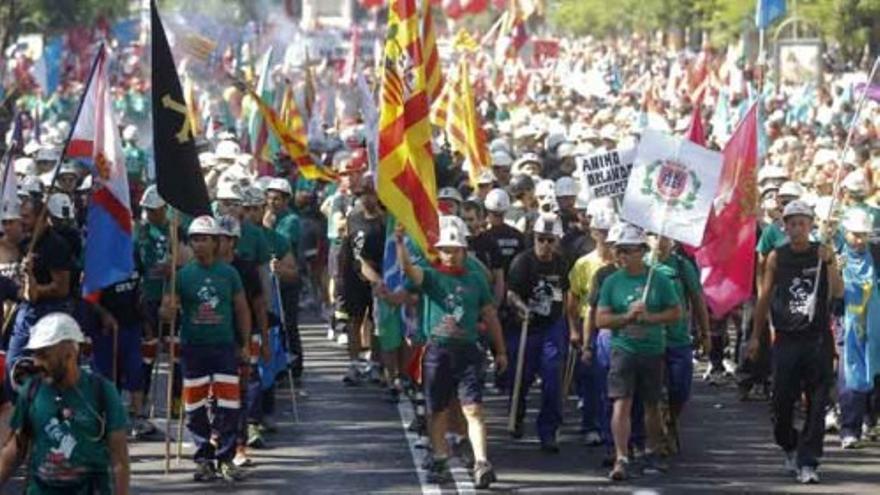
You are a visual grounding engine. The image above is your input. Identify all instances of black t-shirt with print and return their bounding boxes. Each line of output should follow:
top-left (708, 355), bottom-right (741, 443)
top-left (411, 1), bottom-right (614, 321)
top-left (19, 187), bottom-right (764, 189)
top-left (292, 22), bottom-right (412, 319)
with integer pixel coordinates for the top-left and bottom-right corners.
top-left (508, 250), bottom-right (570, 332)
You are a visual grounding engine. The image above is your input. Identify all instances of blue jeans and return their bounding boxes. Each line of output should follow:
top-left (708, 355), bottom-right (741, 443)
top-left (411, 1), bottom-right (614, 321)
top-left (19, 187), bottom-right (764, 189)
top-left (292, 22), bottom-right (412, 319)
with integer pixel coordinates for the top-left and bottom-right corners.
top-left (506, 319), bottom-right (566, 443)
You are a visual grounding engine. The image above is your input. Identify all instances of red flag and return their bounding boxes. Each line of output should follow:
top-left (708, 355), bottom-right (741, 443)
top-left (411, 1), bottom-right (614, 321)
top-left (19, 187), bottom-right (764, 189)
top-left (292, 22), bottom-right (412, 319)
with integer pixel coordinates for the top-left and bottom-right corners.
top-left (686, 90), bottom-right (706, 146)
top-left (693, 103), bottom-right (760, 317)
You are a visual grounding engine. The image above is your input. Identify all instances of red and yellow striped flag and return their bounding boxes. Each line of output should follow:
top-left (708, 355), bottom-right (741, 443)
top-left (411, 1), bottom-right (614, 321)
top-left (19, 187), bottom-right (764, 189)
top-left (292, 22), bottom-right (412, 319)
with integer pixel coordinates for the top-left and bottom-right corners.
top-left (247, 89), bottom-right (337, 182)
top-left (430, 81), bottom-right (451, 130)
top-left (446, 59), bottom-right (489, 187)
top-left (378, 0), bottom-right (439, 256)
top-left (421, 1), bottom-right (443, 104)
top-left (280, 84), bottom-right (307, 146)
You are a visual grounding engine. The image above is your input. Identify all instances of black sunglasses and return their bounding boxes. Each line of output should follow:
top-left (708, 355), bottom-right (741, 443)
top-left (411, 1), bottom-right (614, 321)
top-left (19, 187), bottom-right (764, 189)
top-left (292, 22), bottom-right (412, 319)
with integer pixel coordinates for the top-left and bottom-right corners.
top-left (536, 236), bottom-right (557, 244)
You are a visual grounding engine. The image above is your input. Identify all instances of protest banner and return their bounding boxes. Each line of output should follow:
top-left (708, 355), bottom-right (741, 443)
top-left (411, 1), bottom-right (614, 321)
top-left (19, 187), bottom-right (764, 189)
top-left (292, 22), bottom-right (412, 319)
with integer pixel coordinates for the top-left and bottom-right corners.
top-left (577, 147), bottom-right (636, 200)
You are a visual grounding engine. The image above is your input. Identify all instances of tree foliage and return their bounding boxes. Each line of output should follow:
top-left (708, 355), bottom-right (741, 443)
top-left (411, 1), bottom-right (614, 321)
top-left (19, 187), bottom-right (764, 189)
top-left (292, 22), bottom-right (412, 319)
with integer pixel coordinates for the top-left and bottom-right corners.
top-left (547, 0), bottom-right (880, 60)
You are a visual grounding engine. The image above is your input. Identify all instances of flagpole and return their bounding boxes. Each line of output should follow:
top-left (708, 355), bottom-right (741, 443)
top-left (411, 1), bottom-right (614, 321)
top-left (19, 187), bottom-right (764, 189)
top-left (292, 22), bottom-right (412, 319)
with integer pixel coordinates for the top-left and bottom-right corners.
top-left (806, 55), bottom-right (880, 321)
top-left (27, 44), bottom-right (104, 255)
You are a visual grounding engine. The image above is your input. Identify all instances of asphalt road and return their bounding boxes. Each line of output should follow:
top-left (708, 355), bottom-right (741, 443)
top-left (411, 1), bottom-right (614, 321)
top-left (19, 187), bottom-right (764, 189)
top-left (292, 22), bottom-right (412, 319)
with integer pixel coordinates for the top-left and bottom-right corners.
top-left (7, 320), bottom-right (880, 494)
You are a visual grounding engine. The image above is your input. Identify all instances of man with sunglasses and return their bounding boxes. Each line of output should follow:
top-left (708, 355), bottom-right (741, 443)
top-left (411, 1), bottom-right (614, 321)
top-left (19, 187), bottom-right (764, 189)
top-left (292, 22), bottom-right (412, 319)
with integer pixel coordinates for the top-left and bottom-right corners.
top-left (748, 199), bottom-right (843, 484)
top-left (506, 213), bottom-right (571, 452)
top-left (0, 313), bottom-right (130, 494)
top-left (596, 224), bottom-right (681, 481)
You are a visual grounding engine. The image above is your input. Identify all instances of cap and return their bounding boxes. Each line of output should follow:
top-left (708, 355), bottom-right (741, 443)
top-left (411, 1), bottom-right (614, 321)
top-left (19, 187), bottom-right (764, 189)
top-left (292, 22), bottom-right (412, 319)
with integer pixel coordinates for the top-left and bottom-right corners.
top-left (139, 185), bottom-right (166, 210)
top-left (606, 222), bottom-right (625, 244)
top-left (757, 165), bottom-right (788, 183)
top-left (35, 146), bottom-right (61, 163)
top-left (216, 215), bottom-right (241, 238)
top-left (590, 210), bottom-right (617, 231)
top-left (266, 178), bottom-right (293, 196)
top-left (188, 215), bottom-right (221, 236)
top-left (509, 174), bottom-right (535, 196)
top-left (435, 215), bottom-right (469, 248)
top-left (782, 199), bottom-right (814, 220)
top-left (57, 160), bottom-right (79, 177)
top-left (533, 213), bottom-right (564, 237)
top-left (491, 151), bottom-right (513, 169)
top-left (614, 223), bottom-right (648, 247)
top-left (216, 182), bottom-right (243, 201)
top-left (46, 193), bottom-right (75, 220)
top-left (25, 313), bottom-right (85, 350)
top-left (842, 208), bottom-right (873, 234)
top-left (554, 176), bottom-right (578, 198)
top-left (13, 157), bottom-right (36, 176)
top-left (489, 138), bottom-right (512, 155)
top-left (587, 197), bottom-right (615, 218)
top-left (18, 176), bottom-right (43, 197)
top-left (215, 140), bottom-right (241, 160)
top-left (778, 181), bottom-right (804, 198)
top-left (438, 187), bottom-right (463, 203)
top-left (842, 170), bottom-right (868, 194)
top-left (241, 186), bottom-right (266, 207)
top-left (0, 199), bottom-right (21, 220)
top-left (476, 169), bottom-right (496, 185)
top-left (484, 188), bottom-right (511, 213)
top-left (556, 141), bottom-right (577, 159)
top-left (513, 153), bottom-right (543, 175)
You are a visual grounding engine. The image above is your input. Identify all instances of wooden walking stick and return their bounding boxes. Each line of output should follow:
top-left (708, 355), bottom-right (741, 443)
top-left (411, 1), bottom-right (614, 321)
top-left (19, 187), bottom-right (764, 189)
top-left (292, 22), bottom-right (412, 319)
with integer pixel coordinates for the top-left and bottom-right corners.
top-left (164, 213), bottom-right (180, 475)
top-left (507, 292), bottom-right (530, 433)
top-left (273, 273), bottom-right (300, 422)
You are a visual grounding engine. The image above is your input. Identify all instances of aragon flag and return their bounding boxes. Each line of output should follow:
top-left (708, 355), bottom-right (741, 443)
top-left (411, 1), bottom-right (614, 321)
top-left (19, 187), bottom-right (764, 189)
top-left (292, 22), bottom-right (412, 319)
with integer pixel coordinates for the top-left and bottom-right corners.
top-left (151, 0), bottom-right (211, 217)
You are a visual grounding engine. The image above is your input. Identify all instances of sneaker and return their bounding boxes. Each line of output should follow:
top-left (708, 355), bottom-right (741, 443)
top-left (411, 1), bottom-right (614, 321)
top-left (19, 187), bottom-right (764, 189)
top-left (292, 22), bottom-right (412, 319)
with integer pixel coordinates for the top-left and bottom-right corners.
top-left (641, 452), bottom-right (669, 474)
top-left (232, 450), bottom-right (253, 468)
top-left (722, 358), bottom-right (738, 376)
top-left (796, 465), bottom-right (820, 484)
top-left (473, 460), bottom-right (497, 489)
top-left (326, 327), bottom-right (336, 341)
top-left (219, 461), bottom-right (246, 482)
top-left (366, 363), bottom-right (384, 385)
top-left (584, 431), bottom-right (603, 447)
top-left (193, 462), bottom-right (217, 482)
top-left (825, 409), bottom-right (839, 433)
top-left (336, 333), bottom-right (349, 346)
top-left (426, 457), bottom-right (452, 484)
top-left (130, 417), bottom-right (157, 439)
top-left (841, 436), bottom-right (860, 449)
top-left (609, 457), bottom-right (629, 481)
top-left (783, 451), bottom-right (797, 474)
top-left (246, 424), bottom-right (266, 449)
top-left (343, 363), bottom-right (362, 386)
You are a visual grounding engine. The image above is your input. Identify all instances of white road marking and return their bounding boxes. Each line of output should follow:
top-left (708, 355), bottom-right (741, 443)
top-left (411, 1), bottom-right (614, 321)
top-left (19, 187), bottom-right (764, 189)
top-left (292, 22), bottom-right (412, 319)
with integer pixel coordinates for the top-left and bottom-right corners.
top-left (396, 399), bottom-right (442, 495)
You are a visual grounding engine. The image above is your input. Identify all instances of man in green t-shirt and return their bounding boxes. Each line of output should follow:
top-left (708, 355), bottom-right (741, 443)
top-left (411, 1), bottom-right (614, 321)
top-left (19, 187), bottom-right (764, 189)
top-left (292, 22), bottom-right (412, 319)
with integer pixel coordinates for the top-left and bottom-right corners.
top-left (596, 224), bottom-right (681, 481)
top-left (396, 216), bottom-right (507, 489)
top-left (160, 216), bottom-right (252, 483)
top-left (0, 313), bottom-right (129, 494)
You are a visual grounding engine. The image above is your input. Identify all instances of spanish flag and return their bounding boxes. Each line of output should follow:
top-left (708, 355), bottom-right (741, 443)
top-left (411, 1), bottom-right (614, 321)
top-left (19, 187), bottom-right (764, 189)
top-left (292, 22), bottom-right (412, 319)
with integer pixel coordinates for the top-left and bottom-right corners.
top-left (378, 0), bottom-right (439, 256)
top-left (446, 59), bottom-right (489, 187)
top-left (421, 1), bottom-right (443, 104)
top-left (247, 89), bottom-right (337, 182)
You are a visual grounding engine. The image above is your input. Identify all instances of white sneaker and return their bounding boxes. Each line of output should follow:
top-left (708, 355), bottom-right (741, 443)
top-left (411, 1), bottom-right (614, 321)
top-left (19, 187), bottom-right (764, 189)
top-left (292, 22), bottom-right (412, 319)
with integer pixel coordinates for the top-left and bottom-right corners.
top-left (584, 431), bottom-right (602, 446)
top-left (825, 409), bottom-right (839, 433)
top-left (326, 327), bottom-right (336, 341)
top-left (232, 452), bottom-right (252, 467)
top-left (783, 451), bottom-right (797, 474)
top-left (796, 465), bottom-right (820, 484)
top-left (841, 436), bottom-right (860, 449)
top-left (336, 333), bottom-right (349, 346)
top-left (722, 358), bottom-right (737, 376)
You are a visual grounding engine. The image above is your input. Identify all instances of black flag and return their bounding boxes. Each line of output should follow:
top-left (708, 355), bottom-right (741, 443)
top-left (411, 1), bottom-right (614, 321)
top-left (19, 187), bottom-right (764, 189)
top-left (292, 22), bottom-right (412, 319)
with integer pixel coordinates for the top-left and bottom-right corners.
top-left (151, 1), bottom-right (210, 217)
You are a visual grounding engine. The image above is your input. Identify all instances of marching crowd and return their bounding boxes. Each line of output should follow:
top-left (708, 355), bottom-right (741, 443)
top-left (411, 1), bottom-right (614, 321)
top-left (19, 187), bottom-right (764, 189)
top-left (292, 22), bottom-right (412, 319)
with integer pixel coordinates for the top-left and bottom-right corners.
top-left (0, 20), bottom-right (876, 494)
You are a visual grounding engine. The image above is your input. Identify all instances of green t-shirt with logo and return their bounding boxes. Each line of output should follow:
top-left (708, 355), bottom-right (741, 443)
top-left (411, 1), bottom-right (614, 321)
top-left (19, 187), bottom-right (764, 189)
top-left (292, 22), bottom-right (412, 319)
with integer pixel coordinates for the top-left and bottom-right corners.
top-left (650, 253), bottom-right (701, 348)
top-left (237, 220), bottom-right (271, 264)
top-left (419, 262), bottom-right (494, 345)
top-left (135, 221), bottom-right (170, 303)
top-left (756, 222), bottom-right (786, 255)
top-left (597, 268), bottom-right (680, 355)
top-left (10, 372), bottom-right (127, 494)
top-left (175, 260), bottom-right (243, 346)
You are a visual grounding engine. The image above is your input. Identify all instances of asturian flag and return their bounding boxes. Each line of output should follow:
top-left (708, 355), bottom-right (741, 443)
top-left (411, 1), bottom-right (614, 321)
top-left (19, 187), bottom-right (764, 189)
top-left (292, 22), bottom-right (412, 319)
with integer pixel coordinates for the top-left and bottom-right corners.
top-left (67, 46), bottom-right (134, 296)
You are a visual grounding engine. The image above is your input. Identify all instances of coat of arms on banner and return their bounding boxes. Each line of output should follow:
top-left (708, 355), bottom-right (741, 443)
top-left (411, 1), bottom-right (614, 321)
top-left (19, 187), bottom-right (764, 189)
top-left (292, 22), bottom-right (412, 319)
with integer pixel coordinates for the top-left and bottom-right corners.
top-left (621, 129), bottom-right (723, 247)
top-left (641, 160), bottom-right (702, 210)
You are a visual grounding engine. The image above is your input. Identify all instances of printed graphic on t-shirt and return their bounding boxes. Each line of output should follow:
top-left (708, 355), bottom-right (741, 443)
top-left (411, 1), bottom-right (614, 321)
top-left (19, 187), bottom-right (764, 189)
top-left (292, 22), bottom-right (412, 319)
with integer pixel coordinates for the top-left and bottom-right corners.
top-left (786, 272), bottom-right (815, 317)
top-left (433, 288), bottom-right (467, 339)
top-left (194, 280), bottom-right (222, 325)
top-left (528, 276), bottom-right (563, 316)
top-left (39, 415), bottom-right (85, 483)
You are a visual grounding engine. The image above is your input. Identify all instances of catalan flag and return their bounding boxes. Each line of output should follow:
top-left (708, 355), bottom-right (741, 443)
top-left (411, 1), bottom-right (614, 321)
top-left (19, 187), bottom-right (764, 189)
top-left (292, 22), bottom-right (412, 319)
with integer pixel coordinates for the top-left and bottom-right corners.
top-left (280, 84), bottom-right (307, 146)
top-left (430, 81), bottom-right (451, 129)
top-left (248, 47), bottom-right (275, 162)
top-left (446, 59), bottom-right (490, 187)
top-left (378, 0), bottom-right (439, 256)
top-left (247, 89), bottom-right (337, 182)
top-left (421, 1), bottom-right (443, 104)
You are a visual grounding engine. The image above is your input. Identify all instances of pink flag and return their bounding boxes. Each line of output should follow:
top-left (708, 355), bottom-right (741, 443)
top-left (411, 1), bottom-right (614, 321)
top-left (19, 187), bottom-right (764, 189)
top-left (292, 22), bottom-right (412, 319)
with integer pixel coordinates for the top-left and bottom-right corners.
top-left (693, 103), bottom-right (759, 317)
